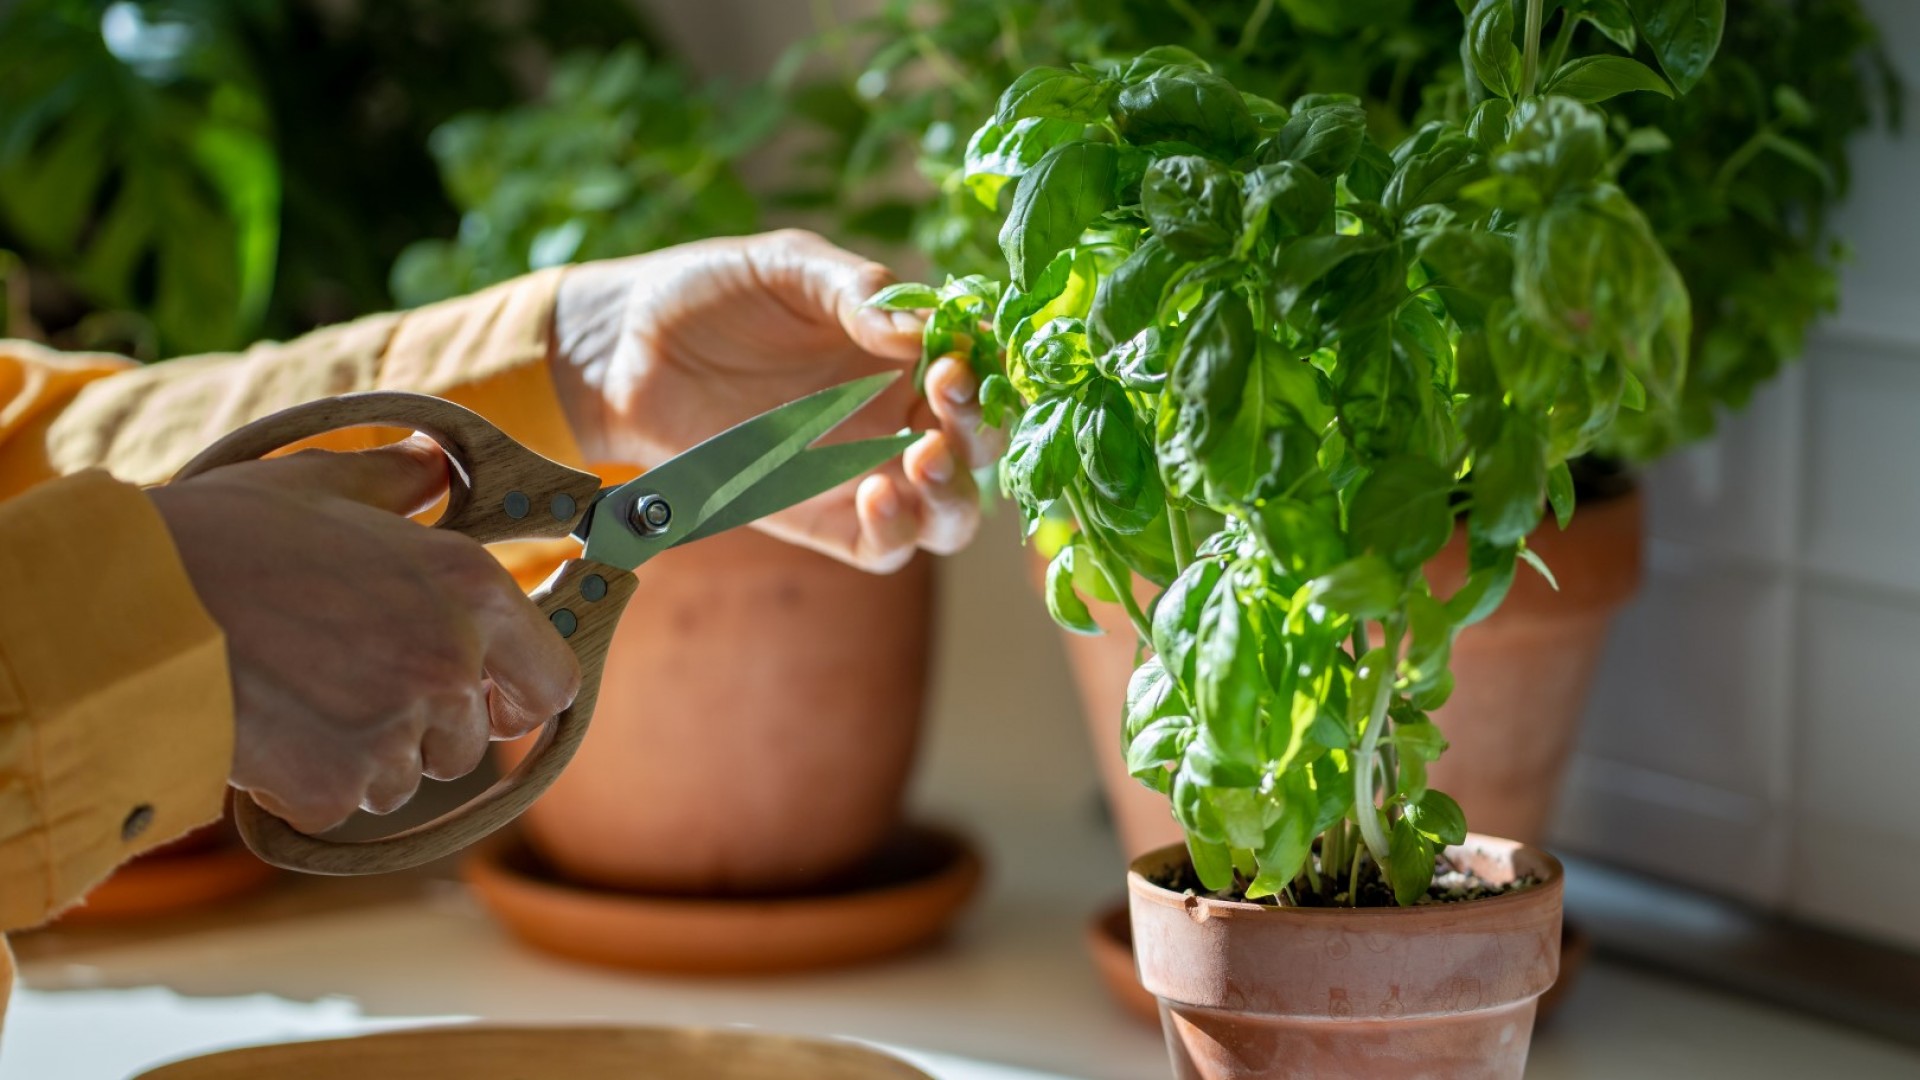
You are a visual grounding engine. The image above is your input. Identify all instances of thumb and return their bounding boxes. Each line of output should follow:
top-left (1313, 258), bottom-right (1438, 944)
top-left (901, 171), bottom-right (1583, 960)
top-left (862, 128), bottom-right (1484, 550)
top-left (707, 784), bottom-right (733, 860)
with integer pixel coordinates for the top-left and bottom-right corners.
top-left (255, 435), bottom-right (451, 516)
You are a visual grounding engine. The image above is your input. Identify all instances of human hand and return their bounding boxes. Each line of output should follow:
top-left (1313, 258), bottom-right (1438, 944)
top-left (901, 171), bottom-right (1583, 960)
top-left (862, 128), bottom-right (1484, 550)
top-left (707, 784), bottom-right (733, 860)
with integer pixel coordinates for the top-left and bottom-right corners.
top-left (549, 230), bottom-right (1005, 573)
top-left (149, 439), bottom-right (581, 833)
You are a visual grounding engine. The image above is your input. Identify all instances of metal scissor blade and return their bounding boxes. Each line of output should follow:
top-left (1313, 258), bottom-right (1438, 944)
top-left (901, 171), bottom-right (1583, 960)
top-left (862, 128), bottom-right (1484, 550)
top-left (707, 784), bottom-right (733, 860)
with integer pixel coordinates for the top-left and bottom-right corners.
top-left (580, 373), bottom-right (904, 570)
top-left (673, 433), bottom-right (918, 546)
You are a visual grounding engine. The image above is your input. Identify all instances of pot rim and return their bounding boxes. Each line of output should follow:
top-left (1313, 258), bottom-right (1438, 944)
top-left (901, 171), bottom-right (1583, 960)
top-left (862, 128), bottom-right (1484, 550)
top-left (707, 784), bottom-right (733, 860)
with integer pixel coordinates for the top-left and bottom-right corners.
top-left (1126, 832), bottom-right (1564, 923)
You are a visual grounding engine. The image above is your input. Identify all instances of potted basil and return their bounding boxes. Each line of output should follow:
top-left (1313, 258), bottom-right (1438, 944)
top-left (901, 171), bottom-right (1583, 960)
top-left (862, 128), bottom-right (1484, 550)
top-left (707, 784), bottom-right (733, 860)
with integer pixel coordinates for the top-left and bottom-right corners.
top-left (871, 0), bottom-right (1710, 1070)
top-left (802, 0), bottom-right (1895, 858)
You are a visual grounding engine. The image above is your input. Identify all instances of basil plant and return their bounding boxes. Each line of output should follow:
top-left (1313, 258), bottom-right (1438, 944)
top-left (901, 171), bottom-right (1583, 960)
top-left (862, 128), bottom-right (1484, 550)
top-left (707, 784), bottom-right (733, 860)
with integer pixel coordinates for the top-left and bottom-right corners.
top-left (877, 3), bottom-right (1713, 905)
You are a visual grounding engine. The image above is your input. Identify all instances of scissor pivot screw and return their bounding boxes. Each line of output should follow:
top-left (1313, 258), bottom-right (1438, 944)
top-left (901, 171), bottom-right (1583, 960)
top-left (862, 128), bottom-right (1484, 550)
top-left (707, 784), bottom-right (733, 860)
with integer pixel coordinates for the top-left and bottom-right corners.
top-left (631, 494), bottom-right (673, 536)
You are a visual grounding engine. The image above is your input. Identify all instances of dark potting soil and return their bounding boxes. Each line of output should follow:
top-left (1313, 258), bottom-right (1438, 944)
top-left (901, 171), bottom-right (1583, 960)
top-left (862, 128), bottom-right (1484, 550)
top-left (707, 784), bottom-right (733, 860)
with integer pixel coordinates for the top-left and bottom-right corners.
top-left (1152, 854), bottom-right (1539, 909)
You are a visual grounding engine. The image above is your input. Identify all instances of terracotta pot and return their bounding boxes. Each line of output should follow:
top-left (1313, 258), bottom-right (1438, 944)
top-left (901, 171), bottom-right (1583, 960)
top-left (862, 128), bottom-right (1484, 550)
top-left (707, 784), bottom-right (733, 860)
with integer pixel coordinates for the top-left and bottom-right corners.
top-left (1423, 488), bottom-right (1643, 844)
top-left (1129, 835), bottom-right (1563, 1080)
top-left (1053, 487), bottom-right (1643, 860)
top-left (494, 524), bottom-right (933, 896)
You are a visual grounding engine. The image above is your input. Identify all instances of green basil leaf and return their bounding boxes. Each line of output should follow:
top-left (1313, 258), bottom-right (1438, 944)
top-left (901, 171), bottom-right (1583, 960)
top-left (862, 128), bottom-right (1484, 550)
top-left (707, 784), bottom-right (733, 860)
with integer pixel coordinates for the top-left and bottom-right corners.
top-left (1045, 542), bottom-right (1102, 635)
top-left (1103, 327), bottom-right (1174, 392)
top-left (1400, 591), bottom-right (1453, 691)
top-left (1547, 460), bottom-right (1576, 529)
top-left (962, 116), bottom-right (1086, 209)
top-left (1540, 55), bottom-right (1675, 103)
top-left (1469, 410), bottom-right (1548, 548)
top-left (999, 140), bottom-right (1119, 290)
top-left (1153, 558), bottom-right (1224, 692)
top-left (1170, 290), bottom-right (1256, 453)
top-left (979, 373), bottom-right (1019, 430)
top-left (1260, 101), bottom-right (1367, 178)
top-left (1492, 97), bottom-right (1609, 205)
top-left (1467, 0), bottom-right (1522, 101)
top-left (1001, 396), bottom-right (1078, 510)
top-left (1197, 573), bottom-right (1263, 762)
top-left (1251, 497), bottom-right (1348, 583)
top-left (1267, 235), bottom-right (1389, 321)
top-left (1075, 380), bottom-right (1155, 505)
top-left (1627, 0), bottom-right (1725, 95)
top-left (1117, 46), bottom-right (1213, 84)
top-left (1347, 645), bottom-right (1391, 739)
top-left (1125, 656), bottom-right (1185, 741)
top-left (1390, 714), bottom-right (1449, 763)
top-left (1348, 456), bottom-right (1457, 570)
top-left (1577, 0), bottom-right (1639, 51)
top-left (1408, 789), bottom-right (1468, 846)
top-left (1389, 815), bottom-right (1437, 905)
top-left (1418, 228), bottom-right (1513, 331)
top-left (1239, 161), bottom-right (1333, 252)
top-left (993, 66), bottom-right (1118, 125)
top-left (1445, 540), bottom-right (1518, 627)
top-left (1112, 69), bottom-right (1258, 157)
top-left (864, 282), bottom-right (938, 311)
top-left (1022, 316), bottom-right (1094, 389)
top-left (1142, 155), bottom-right (1243, 260)
top-left (1310, 753), bottom-right (1355, 834)
top-left (1185, 831), bottom-right (1234, 892)
top-left (1126, 715), bottom-right (1192, 778)
top-left (1514, 184), bottom-right (1675, 362)
top-left (1089, 236), bottom-right (1184, 354)
top-left (1383, 133), bottom-right (1480, 223)
top-left (1302, 555), bottom-right (1402, 621)
top-left (1247, 803), bottom-right (1313, 900)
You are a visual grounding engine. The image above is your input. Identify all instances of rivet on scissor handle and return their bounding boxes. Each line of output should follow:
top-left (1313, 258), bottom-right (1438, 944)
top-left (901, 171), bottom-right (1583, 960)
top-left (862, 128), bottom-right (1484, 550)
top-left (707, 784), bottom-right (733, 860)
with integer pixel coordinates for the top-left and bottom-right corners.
top-left (504, 491), bottom-right (531, 519)
top-left (630, 494), bottom-right (673, 536)
top-left (550, 493), bottom-right (577, 521)
top-left (581, 574), bottom-right (608, 602)
top-left (550, 609), bottom-right (578, 638)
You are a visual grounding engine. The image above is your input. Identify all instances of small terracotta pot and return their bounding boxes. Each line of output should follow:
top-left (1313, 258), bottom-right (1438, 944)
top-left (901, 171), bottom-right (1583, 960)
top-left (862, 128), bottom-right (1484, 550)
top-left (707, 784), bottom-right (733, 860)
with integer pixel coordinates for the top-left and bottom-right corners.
top-left (1423, 488), bottom-right (1643, 843)
top-left (494, 524), bottom-right (934, 896)
top-left (1129, 835), bottom-right (1563, 1080)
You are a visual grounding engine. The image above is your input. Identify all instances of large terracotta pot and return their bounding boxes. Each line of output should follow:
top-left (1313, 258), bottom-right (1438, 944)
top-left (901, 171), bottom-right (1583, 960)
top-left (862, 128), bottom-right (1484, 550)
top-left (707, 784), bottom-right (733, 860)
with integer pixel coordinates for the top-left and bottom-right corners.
top-left (1128, 835), bottom-right (1564, 1080)
top-left (495, 525), bottom-right (934, 896)
top-left (1058, 486), bottom-right (1643, 859)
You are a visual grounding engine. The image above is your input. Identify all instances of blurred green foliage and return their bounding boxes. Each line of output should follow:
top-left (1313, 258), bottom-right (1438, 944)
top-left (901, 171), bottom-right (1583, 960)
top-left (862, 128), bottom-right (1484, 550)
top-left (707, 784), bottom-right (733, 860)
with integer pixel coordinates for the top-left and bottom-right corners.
top-left (788, 0), bottom-right (1900, 463)
top-left (390, 47), bottom-right (779, 308)
top-left (0, 0), bottom-right (662, 358)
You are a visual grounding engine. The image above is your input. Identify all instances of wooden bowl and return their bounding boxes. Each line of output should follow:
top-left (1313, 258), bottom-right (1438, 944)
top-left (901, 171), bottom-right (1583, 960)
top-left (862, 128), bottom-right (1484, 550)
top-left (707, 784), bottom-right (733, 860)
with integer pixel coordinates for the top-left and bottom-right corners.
top-left (464, 824), bottom-right (982, 975)
top-left (132, 1025), bottom-right (933, 1078)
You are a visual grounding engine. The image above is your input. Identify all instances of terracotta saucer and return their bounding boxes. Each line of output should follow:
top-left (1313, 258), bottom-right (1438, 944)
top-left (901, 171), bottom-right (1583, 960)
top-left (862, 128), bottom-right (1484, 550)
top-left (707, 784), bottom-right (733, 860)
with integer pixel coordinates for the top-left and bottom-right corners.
top-left (1085, 899), bottom-right (1592, 1027)
top-left (55, 836), bottom-right (278, 926)
top-left (464, 824), bottom-right (983, 975)
top-left (132, 1023), bottom-right (933, 1078)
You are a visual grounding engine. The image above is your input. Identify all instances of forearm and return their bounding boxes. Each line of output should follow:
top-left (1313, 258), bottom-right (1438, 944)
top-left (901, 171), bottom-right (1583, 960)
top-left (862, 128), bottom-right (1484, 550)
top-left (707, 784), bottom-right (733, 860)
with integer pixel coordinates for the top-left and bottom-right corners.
top-left (35, 268), bottom-right (582, 487)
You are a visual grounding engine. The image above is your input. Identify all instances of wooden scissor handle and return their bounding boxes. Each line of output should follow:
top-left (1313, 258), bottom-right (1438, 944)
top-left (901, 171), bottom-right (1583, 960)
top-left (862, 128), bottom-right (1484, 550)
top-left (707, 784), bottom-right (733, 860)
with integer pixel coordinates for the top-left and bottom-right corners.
top-left (173, 392), bottom-right (634, 875)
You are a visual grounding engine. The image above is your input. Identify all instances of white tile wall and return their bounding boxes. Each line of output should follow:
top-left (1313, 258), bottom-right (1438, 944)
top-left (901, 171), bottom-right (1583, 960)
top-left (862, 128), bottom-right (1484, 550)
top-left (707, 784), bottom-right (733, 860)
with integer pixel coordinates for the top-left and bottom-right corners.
top-left (1558, 0), bottom-right (1920, 949)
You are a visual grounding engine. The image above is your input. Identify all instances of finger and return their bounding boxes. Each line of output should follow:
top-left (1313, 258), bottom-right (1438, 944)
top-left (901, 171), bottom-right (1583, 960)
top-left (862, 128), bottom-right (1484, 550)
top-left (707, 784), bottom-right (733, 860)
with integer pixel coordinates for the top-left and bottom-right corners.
top-left (359, 737), bottom-right (425, 816)
top-left (852, 472), bottom-right (922, 574)
top-left (253, 435), bottom-right (451, 516)
top-left (471, 576), bottom-right (582, 740)
top-left (902, 430), bottom-right (981, 556)
top-left (246, 785), bottom-right (357, 837)
top-left (760, 230), bottom-right (922, 362)
top-left (923, 356), bottom-right (1005, 468)
top-left (421, 688), bottom-right (493, 782)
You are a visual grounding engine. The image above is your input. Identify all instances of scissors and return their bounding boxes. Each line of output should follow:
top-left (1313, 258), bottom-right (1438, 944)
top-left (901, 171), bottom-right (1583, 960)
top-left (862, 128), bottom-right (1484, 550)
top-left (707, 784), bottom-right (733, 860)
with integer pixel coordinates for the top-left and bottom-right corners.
top-left (173, 374), bottom-right (913, 876)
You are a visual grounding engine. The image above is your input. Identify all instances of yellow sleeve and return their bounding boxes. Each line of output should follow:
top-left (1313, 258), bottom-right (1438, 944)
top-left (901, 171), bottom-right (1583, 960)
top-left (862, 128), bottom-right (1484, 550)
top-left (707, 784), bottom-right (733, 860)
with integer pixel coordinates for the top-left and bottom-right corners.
top-left (0, 472), bottom-right (231, 931)
top-left (0, 268), bottom-right (583, 940)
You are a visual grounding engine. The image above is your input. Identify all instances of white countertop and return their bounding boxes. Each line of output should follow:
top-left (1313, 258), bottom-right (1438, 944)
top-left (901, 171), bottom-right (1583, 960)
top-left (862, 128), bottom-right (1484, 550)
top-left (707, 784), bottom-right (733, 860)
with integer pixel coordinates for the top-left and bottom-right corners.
top-left (7, 802), bottom-right (1920, 1080)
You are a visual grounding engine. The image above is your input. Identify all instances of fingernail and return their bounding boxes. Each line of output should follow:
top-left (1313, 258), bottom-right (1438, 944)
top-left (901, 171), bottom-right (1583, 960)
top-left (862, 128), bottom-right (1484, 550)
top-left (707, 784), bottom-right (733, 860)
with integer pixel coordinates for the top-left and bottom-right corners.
top-left (941, 364), bottom-right (977, 405)
top-left (921, 446), bottom-right (955, 485)
top-left (871, 482), bottom-right (901, 519)
top-left (888, 310), bottom-right (924, 335)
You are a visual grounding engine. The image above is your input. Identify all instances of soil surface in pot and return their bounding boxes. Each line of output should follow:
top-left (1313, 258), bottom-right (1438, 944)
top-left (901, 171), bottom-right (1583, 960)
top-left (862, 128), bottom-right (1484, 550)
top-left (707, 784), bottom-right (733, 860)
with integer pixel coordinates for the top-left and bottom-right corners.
top-left (1150, 852), bottom-right (1540, 909)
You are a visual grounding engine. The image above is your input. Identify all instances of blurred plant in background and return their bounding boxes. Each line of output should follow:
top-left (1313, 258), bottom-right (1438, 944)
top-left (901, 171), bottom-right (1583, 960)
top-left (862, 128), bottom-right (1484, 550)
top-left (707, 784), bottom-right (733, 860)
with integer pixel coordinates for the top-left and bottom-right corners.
top-left (787, 0), bottom-right (1899, 463)
top-left (0, 0), bottom-right (662, 358)
top-left (390, 46), bottom-right (778, 307)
